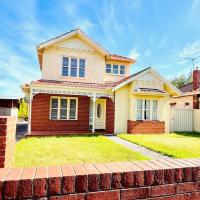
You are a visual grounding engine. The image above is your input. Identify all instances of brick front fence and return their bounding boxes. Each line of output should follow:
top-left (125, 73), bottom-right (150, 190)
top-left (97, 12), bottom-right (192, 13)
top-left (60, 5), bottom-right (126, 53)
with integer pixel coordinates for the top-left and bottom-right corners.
top-left (0, 116), bottom-right (16, 168)
top-left (0, 159), bottom-right (199, 199)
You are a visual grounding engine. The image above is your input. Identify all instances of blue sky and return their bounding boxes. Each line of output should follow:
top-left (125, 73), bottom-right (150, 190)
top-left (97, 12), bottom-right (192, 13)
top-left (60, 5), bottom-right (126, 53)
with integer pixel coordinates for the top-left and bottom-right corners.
top-left (1, 0), bottom-right (200, 97)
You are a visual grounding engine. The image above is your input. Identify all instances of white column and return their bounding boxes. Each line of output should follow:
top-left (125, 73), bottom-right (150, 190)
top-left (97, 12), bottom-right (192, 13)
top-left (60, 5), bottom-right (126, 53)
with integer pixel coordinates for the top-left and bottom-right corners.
top-left (28, 89), bottom-right (33, 135)
top-left (92, 93), bottom-right (96, 133)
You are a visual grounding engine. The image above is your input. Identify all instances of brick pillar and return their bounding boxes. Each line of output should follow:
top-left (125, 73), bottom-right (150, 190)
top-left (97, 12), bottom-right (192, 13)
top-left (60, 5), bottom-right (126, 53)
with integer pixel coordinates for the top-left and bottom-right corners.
top-left (0, 116), bottom-right (16, 168)
top-left (193, 68), bottom-right (200, 91)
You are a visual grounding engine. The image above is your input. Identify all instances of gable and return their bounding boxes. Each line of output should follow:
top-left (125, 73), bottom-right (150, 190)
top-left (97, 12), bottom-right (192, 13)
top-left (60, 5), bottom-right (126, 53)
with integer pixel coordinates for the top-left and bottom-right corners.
top-left (54, 36), bottom-right (95, 53)
top-left (113, 68), bottom-right (182, 96)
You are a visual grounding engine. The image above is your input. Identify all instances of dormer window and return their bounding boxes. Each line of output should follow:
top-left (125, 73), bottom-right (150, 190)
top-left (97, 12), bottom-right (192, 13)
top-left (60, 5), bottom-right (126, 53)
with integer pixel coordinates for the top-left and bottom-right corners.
top-left (106, 63), bottom-right (126, 75)
top-left (62, 57), bottom-right (85, 78)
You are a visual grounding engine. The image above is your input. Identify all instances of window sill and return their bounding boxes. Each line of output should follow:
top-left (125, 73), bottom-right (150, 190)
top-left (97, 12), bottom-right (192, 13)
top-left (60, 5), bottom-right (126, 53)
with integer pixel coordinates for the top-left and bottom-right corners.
top-left (60, 76), bottom-right (87, 80)
top-left (49, 119), bottom-right (78, 121)
top-left (105, 73), bottom-right (126, 76)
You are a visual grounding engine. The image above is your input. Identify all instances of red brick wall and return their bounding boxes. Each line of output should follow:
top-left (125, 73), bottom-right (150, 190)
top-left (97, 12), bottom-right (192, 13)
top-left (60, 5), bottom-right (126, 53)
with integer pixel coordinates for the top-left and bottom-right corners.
top-left (106, 98), bottom-right (115, 133)
top-left (31, 94), bottom-right (90, 134)
top-left (0, 116), bottom-right (16, 168)
top-left (0, 158), bottom-right (199, 199)
top-left (127, 120), bottom-right (165, 134)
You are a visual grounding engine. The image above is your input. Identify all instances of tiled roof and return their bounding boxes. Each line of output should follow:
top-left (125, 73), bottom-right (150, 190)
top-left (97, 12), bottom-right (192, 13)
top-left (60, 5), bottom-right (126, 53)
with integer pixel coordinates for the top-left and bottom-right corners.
top-left (179, 82), bottom-right (193, 93)
top-left (31, 79), bottom-right (117, 90)
top-left (106, 54), bottom-right (135, 62)
top-left (135, 88), bottom-right (166, 93)
top-left (29, 67), bottom-right (151, 90)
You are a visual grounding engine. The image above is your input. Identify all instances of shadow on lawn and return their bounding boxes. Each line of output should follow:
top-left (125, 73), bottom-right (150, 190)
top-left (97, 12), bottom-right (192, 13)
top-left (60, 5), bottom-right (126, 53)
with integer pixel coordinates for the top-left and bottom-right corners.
top-left (174, 132), bottom-right (200, 138)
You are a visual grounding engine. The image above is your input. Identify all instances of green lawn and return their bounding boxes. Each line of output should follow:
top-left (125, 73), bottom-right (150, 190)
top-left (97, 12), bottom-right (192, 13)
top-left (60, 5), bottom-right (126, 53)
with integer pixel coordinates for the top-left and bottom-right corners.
top-left (15, 135), bottom-right (148, 167)
top-left (119, 132), bottom-right (200, 158)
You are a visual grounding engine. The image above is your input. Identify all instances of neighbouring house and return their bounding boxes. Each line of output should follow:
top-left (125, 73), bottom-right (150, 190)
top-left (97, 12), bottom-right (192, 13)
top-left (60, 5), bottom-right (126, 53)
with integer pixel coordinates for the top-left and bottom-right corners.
top-left (0, 96), bottom-right (19, 118)
top-left (171, 68), bottom-right (200, 109)
top-left (22, 28), bottom-right (181, 135)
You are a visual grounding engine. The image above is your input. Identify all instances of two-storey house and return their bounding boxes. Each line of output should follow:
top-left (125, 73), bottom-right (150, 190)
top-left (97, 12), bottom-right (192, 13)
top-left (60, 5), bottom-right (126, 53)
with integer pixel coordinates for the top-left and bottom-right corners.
top-left (22, 28), bottom-right (181, 135)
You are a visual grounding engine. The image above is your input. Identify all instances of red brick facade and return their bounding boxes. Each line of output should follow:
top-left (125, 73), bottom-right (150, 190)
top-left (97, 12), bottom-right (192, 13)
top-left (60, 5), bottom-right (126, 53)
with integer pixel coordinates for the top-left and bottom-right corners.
top-left (31, 94), bottom-right (115, 135)
top-left (0, 116), bottom-right (16, 168)
top-left (0, 158), bottom-right (199, 199)
top-left (31, 94), bottom-right (90, 134)
top-left (106, 98), bottom-right (115, 133)
top-left (127, 120), bottom-right (165, 134)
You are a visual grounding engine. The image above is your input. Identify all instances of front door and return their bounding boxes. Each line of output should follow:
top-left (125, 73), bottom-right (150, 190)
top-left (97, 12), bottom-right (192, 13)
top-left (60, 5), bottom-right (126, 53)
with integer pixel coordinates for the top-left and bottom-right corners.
top-left (95, 99), bottom-right (106, 129)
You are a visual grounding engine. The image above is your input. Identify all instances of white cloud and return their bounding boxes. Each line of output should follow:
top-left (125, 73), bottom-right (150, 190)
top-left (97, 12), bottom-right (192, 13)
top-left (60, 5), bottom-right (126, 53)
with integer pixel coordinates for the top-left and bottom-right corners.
top-left (129, 48), bottom-right (140, 60)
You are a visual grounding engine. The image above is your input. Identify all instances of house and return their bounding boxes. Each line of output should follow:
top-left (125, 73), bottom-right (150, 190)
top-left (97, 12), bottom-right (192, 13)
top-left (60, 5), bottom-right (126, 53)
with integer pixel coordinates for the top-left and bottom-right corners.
top-left (0, 96), bottom-right (19, 118)
top-left (171, 68), bottom-right (200, 109)
top-left (22, 28), bottom-right (181, 135)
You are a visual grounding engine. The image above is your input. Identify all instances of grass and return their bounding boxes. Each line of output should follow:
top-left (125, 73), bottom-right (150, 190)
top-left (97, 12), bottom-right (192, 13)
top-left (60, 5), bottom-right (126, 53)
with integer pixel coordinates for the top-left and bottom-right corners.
top-left (14, 134), bottom-right (148, 167)
top-left (118, 132), bottom-right (200, 158)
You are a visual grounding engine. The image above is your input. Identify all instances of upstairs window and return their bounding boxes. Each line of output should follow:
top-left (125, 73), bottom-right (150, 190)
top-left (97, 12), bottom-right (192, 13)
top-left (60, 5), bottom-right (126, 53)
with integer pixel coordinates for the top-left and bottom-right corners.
top-left (62, 57), bottom-right (85, 78)
top-left (113, 65), bottom-right (119, 75)
top-left (79, 59), bottom-right (85, 77)
top-left (62, 57), bottom-right (69, 76)
top-left (106, 64), bottom-right (112, 73)
top-left (70, 58), bottom-right (77, 77)
top-left (106, 63), bottom-right (126, 75)
top-left (136, 99), bottom-right (158, 120)
top-left (120, 65), bottom-right (125, 75)
top-left (50, 97), bottom-right (78, 120)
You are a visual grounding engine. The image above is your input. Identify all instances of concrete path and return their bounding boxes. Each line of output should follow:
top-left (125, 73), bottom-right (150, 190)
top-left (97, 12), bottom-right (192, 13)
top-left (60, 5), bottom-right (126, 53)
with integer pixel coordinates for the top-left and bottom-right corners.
top-left (106, 135), bottom-right (168, 159)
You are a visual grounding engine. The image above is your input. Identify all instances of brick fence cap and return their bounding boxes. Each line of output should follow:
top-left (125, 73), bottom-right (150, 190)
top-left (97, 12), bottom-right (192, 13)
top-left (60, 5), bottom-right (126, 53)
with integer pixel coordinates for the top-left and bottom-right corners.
top-left (5, 168), bottom-right (23, 181)
top-left (61, 165), bottom-right (75, 177)
top-left (165, 158), bottom-right (191, 168)
top-left (73, 164), bottom-right (87, 176)
top-left (93, 163), bottom-right (111, 174)
top-left (0, 168), bottom-right (11, 181)
top-left (142, 160), bottom-right (164, 170)
top-left (114, 162), bottom-right (133, 172)
top-left (20, 167), bottom-right (36, 180)
top-left (83, 163), bottom-right (100, 175)
top-left (105, 162), bottom-right (122, 173)
top-left (34, 166), bottom-right (48, 179)
top-left (176, 158), bottom-right (199, 167)
top-left (48, 166), bottom-right (62, 178)
top-left (150, 160), bottom-right (175, 170)
top-left (158, 159), bottom-right (184, 169)
top-left (186, 158), bottom-right (200, 165)
top-left (123, 161), bottom-right (144, 171)
top-left (133, 161), bottom-right (154, 171)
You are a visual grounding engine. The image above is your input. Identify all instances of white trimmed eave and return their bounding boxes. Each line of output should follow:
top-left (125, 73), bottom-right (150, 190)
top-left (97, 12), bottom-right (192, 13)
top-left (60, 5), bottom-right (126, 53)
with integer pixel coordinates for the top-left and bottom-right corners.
top-left (30, 83), bottom-right (114, 99)
top-left (132, 91), bottom-right (168, 97)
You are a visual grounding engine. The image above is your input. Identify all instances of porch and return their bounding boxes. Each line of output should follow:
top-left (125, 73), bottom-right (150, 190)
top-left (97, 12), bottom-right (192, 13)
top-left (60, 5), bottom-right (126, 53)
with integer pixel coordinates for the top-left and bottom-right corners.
top-left (28, 88), bottom-right (115, 136)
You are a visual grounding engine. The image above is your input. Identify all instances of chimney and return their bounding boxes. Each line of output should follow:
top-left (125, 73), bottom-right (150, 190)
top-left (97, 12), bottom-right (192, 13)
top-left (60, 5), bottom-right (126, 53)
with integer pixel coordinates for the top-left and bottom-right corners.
top-left (193, 67), bottom-right (200, 91)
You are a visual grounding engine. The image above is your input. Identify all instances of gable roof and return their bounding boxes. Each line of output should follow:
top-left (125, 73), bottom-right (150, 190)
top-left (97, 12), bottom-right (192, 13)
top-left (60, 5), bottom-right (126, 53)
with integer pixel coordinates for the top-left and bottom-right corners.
top-left (113, 67), bottom-right (182, 96)
top-left (179, 82), bottom-right (193, 93)
top-left (37, 28), bottom-right (135, 70)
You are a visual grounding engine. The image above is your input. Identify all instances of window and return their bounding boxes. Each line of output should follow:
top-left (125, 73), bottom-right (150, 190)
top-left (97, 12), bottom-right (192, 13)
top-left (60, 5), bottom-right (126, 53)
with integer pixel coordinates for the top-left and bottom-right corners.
top-left (79, 59), bottom-right (85, 77)
top-left (62, 57), bottom-right (85, 77)
top-left (62, 57), bottom-right (69, 76)
top-left (120, 65), bottom-right (125, 75)
top-left (185, 102), bottom-right (190, 106)
top-left (106, 64), bottom-right (112, 73)
top-left (136, 99), bottom-right (158, 120)
top-left (51, 98), bottom-right (59, 119)
top-left (50, 97), bottom-right (78, 120)
top-left (106, 64), bottom-right (126, 75)
top-left (113, 65), bottom-right (119, 74)
top-left (70, 58), bottom-right (77, 77)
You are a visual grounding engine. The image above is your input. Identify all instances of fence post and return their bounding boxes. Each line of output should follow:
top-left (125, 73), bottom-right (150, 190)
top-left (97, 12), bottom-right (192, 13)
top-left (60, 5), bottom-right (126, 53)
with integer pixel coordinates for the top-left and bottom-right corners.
top-left (0, 116), bottom-right (16, 168)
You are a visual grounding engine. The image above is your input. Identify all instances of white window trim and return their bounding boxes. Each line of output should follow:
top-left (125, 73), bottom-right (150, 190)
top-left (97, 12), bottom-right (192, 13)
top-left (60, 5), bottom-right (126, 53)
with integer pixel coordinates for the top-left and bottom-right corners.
top-left (106, 63), bottom-right (126, 76)
top-left (50, 96), bottom-right (78, 120)
top-left (136, 99), bottom-right (158, 121)
top-left (61, 56), bottom-right (86, 78)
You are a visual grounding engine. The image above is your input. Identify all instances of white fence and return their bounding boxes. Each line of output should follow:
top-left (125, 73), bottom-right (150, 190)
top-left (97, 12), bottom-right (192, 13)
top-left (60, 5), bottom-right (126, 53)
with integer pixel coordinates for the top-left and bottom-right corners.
top-left (170, 109), bottom-right (200, 132)
top-left (0, 107), bottom-right (18, 118)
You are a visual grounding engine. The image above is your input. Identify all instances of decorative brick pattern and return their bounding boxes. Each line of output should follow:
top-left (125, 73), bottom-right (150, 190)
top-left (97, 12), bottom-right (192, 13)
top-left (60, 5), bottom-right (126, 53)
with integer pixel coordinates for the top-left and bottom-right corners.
top-left (0, 116), bottom-right (16, 168)
top-left (106, 98), bottom-right (115, 133)
top-left (127, 120), bottom-right (165, 134)
top-left (31, 94), bottom-right (90, 134)
top-left (0, 158), bottom-right (199, 199)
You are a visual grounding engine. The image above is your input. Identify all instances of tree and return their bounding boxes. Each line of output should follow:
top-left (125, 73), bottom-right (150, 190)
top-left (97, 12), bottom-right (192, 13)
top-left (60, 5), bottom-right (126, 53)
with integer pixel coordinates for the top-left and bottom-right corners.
top-left (171, 71), bottom-right (192, 88)
top-left (18, 98), bottom-right (28, 120)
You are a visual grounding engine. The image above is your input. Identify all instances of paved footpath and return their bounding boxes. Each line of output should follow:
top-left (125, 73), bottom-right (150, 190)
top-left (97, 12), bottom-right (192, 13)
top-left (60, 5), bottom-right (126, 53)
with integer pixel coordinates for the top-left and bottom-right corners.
top-left (106, 135), bottom-right (168, 160)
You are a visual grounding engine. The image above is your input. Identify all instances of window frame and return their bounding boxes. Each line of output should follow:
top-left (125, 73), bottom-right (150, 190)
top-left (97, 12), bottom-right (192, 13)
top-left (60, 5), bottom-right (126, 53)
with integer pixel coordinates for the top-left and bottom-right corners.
top-left (61, 56), bottom-right (86, 78)
top-left (105, 63), bottom-right (126, 75)
top-left (136, 99), bottom-right (159, 121)
top-left (50, 96), bottom-right (78, 120)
